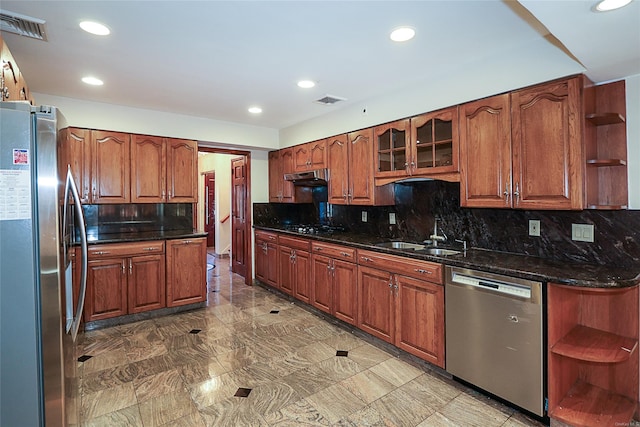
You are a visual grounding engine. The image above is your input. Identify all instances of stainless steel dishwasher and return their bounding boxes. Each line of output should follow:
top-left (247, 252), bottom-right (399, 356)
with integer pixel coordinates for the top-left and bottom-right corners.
top-left (445, 266), bottom-right (544, 417)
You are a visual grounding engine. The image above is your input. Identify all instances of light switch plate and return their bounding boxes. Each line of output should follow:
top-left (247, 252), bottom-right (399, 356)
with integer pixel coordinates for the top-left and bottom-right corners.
top-left (572, 224), bottom-right (594, 242)
top-left (361, 211), bottom-right (368, 222)
top-left (529, 220), bottom-right (540, 237)
top-left (389, 212), bottom-right (396, 225)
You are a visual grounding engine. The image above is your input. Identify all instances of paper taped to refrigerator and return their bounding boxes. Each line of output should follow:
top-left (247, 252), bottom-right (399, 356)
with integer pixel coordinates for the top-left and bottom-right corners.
top-left (0, 169), bottom-right (32, 220)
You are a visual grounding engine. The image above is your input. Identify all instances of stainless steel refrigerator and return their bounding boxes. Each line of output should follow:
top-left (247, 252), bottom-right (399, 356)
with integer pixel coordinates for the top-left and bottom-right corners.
top-left (0, 102), bottom-right (87, 426)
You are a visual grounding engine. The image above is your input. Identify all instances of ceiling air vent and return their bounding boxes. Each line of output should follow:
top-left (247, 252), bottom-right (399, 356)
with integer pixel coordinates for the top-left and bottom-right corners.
top-left (0, 10), bottom-right (47, 41)
top-left (314, 94), bottom-right (347, 105)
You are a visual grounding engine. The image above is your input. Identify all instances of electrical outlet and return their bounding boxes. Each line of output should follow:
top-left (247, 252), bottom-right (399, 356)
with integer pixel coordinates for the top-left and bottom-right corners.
top-left (572, 224), bottom-right (594, 242)
top-left (529, 220), bottom-right (540, 237)
top-left (389, 212), bottom-right (396, 225)
top-left (361, 211), bottom-right (368, 222)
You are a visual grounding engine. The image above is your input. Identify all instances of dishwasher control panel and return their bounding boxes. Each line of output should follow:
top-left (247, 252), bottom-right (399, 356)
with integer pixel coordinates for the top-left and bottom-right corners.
top-left (450, 271), bottom-right (532, 299)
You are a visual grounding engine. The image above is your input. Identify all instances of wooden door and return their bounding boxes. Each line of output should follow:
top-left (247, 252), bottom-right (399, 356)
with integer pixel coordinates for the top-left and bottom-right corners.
top-left (332, 259), bottom-right (357, 325)
top-left (278, 246), bottom-right (294, 295)
top-left (293, 143), bottom-right (311, 172)
top-left (204, 172), bottom-right (215, 247)
top-left (327, 134), bottom-right (350, 204)
top-left (131, 135), bottom-right (166, 203)
top-left (395, 274), bottom-right (444, 367)
top-left (308, 139), bottom-right (327, 169)
top-left (459, 94), bottom-right (512, 208)
top-left (166, 238), bottom-right (207, 307)
top-left (167, 139), bottom-right (197, 202)
top-left (279, 148), bottom-right (296, 202)
top-left (128, 254), bottom-right (166, 313)
top-left (374, 119), bottom-right (410, 178)
top-left (357, 266), bottom-right (395, 343)
top-left (91, 130), bottom-right (130, 204)
top-left (311, 254), bottom-right (332, 314)
top-left (293, 249), bottom-right (311, 304)
top-left (348, 129), bottom-right (375, 205)
top-left (511, 77), bottom-right (583, 210)
top-left (268, 151), bottom-right (283, 202)
top-left (231, 157), bottom-right (248, 278)
top-left (60, 128), bottom-right (92, 204)
top-left (85, 258), bottom-right (127, 321)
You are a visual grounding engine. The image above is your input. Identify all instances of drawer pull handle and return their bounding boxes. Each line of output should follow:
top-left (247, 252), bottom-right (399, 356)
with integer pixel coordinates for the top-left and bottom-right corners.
top-left (315, 247), bottom-right (323, 251)
top-left (414, 268), bottom-right (432, 274)
top-left (340, 252), bottom-right (351, 258)
top-left (360, 256), bottom-right (373, 262)
top-left (144, 247), bottom-right (157, 251)
top-left (183, 240), bottom-right (192, 244)
top-left (94, 251), bottom-right (109, 255)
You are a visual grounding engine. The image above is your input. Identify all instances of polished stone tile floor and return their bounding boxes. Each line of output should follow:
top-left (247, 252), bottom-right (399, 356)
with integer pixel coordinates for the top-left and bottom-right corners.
top-left (78, 255), bottom-right (545, 426)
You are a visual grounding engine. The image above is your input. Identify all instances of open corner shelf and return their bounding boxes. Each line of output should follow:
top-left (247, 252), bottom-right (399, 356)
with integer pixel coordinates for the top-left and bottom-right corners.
top-left (551, 324), bottom-right (638, 363)
top-left (550, 381), bottom-right (637, 427)
top-left (586, 159), bottom-right (626, 167)
top-left (586, 113), bottom-right (625, 126)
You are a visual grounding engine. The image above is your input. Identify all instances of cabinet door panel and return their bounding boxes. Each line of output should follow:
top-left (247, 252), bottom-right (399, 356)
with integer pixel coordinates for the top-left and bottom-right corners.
top-left (166, 238), bottom-right (206, 306)
top-left (395, 275), bottom-right (444, 367)
top-left (311, 254), bottom-right (332, 314)
top-left (131, 135), bottom-right (166, 203)
top-left (348, 129), bottom-right (375, 205)
top-left (293, 144), bottom-right (311, 172)
top-left (375, 119), bottom-right (410, 178)
top-left (357, 265), bottom-right (394, 343)
top-left (327, 134), bottom-right (350, 204)
top-left (167, 139), bottom-right (197, 202)
top-left (268, 151), bottom-right (282, 202)
top-left (308, 139), bottom-right (327, 169)
top-left (293, 250), bottom-right (311, 304)
top-left (91, 131), bottom-right (130, 203)
top-left (278, 246), bottom-right (294, 295)
top-left (86, 258), bottom-right (127, 321)
top-left (459, 94), bottom-right (512, 208)
top-left (128, 254), bottom-right (166, 313)
top-left (60, 128), bottom-right (91, 203)
top-left (511, 78), bottom-right (583, 210)
top-left (332, 259), bottom-right (357, 325)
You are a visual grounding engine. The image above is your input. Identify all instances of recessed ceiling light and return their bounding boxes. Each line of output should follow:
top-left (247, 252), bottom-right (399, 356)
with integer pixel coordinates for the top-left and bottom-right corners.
top-left (390, 27), bottom-right (415, 42)
top-left (81, 76), bottom-right (103, 86)
top-left (248, 106), bottom-right (262, 114)
top-left (79, 21), bottom-right (110, 36)
top-left (594, 0), bottom-right (632, 11)
top-left (297, 80), bottom-right (316, 89)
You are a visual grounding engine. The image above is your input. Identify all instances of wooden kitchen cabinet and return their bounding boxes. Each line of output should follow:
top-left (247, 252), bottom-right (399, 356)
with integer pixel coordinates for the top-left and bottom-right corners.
top-left (460, 76), bottom-right (584, 210)
top-left (327, 131), bottom-right (394, 206)
top-left (85, 240), bottom-right (165, 321)
top-left (294, 139), bottom-right (327, 172)
top-left (166, 237), bottom-right (207, 307)
top-left (58, 127), bottom-right (92, 204)
top-left (1, 36), bottom-right (22, 101)
top-left (547, 283), bottom-right (638, 427)
top-left (254, 230), bottom-right (278, 288)
top-left (167, 138), bottom-right (198, 202)
top-left (277, 235), bottom-right (310, 299)
top-left (311, 242), bottom-right (357, 325)
top-left (268, 149), bottom-right (312, 203)
top-left (357, 249), bottom-right (445, 367)
top-left (91, 130), bottom-right (131, 204)
top-left (131, 134), bottom-right (166, 203)
top-left (374, 119), bottom-right (410, 179)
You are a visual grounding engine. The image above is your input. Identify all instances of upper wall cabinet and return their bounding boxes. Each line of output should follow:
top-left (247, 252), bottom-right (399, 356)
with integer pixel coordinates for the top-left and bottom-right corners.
top-left (268, 148), bottom-right (312, 203)
top-left (328, 130), bottom-right (394, 206)
top-left (460, 76), bottom-right (585, 210)
top-left (374, 107), bottom-right (460, 185)
top-left (294, 139), bottom-right (327, 172)
top-left (60, 128), bottom-right (198, 204)
top-left (1, 36), bottom-right (33, 104)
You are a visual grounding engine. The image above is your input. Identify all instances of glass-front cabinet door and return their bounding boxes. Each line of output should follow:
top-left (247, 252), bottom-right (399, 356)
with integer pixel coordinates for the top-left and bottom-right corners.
top-left (410, 107), bottom-right (459, 175)
top-left (374, 119), bottom-right (410, 178)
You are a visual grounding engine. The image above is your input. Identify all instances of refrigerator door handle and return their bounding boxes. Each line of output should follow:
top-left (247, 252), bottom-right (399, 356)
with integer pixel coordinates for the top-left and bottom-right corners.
top-left (64, 166), bottom-right (88, 342)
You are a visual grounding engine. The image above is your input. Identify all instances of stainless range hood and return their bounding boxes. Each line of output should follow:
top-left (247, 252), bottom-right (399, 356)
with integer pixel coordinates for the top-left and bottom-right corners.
top-left (284, 169), bottom-right (328, 186)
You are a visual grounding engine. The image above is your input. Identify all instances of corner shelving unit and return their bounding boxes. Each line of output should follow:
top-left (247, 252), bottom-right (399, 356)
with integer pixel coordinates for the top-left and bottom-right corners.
top-left (584, 81), bottom-right (628, 210)
top-left (548, 283), bottom-right (639, 427)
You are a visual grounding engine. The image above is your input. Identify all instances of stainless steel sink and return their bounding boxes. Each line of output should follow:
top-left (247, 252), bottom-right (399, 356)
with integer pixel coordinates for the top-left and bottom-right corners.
top-left (375, 241), bottom-right (425, 250)
top-left (418, 248), bottom-right (461, 256)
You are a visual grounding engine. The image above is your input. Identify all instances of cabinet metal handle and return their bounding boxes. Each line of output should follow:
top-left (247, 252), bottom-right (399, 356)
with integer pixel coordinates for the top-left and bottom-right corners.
top-left (94, 251), bottom-right (110, 255)
top-left (183, 240), bottom-right (192, 244)
top-left (340, 252), bottom-right (351, 258)
top-left (360, 256), bottom-right (373, 262)
top-left (503, 181), bottom-right (510, 205)
top-left (414, 268), bottom-right (432, 275)
top-left (129, 259), bottom-right (132, 275)
top-left (144, 247), bottom-right (157, 251)
top-left (514, 182), bottom-right (520, 205)
top-left (315, 247), bottom-right (323, 251)
top-left (121, 260), bottom-right (125, 275)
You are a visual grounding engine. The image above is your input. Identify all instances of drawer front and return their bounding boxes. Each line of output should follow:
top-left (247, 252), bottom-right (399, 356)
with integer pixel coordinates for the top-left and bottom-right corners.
top-left (255, 230), bottom-right (278, 243)
top-left (278, 235), bottom-right (310, 251)
top-left (358, 249), bottom-right (443, 284)
top-left (88, 240), bottom-right (165, 259)
top-left (311, 242), bottom-right (356, 261)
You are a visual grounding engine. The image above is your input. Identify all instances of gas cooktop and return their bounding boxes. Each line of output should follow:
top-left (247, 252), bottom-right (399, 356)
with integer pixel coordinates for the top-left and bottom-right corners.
top-left (283, 224), bottom-right (345, 235)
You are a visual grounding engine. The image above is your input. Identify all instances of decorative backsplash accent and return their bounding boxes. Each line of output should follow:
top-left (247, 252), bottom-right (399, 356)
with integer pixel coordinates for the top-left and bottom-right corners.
top-left (253, 181), bottom-right (640, 268)
top-left (83, 203), bottom-right (193, 235)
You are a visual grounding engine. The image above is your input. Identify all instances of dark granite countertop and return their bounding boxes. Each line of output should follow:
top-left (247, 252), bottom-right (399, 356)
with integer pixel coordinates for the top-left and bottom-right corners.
top-left (255, 226), bottom-right (639, 289)
top-left (79, 229), bottom-right (208, 245)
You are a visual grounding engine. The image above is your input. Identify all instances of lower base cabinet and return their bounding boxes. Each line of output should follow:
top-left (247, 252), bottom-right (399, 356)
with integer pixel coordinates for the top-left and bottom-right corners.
top-left (166, 237), bottom-right (207, 307)
top-left (128, 254), bottom-right (166, 313)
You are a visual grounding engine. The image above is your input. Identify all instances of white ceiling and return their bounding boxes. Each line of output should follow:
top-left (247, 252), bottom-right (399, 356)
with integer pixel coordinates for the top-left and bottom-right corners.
top-left (1, 1), bottom-right (639, 130)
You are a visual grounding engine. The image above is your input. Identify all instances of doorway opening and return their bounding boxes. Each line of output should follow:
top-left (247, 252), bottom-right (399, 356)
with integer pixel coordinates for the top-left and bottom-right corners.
top-left (197, 147), bottom-right (252, 286)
